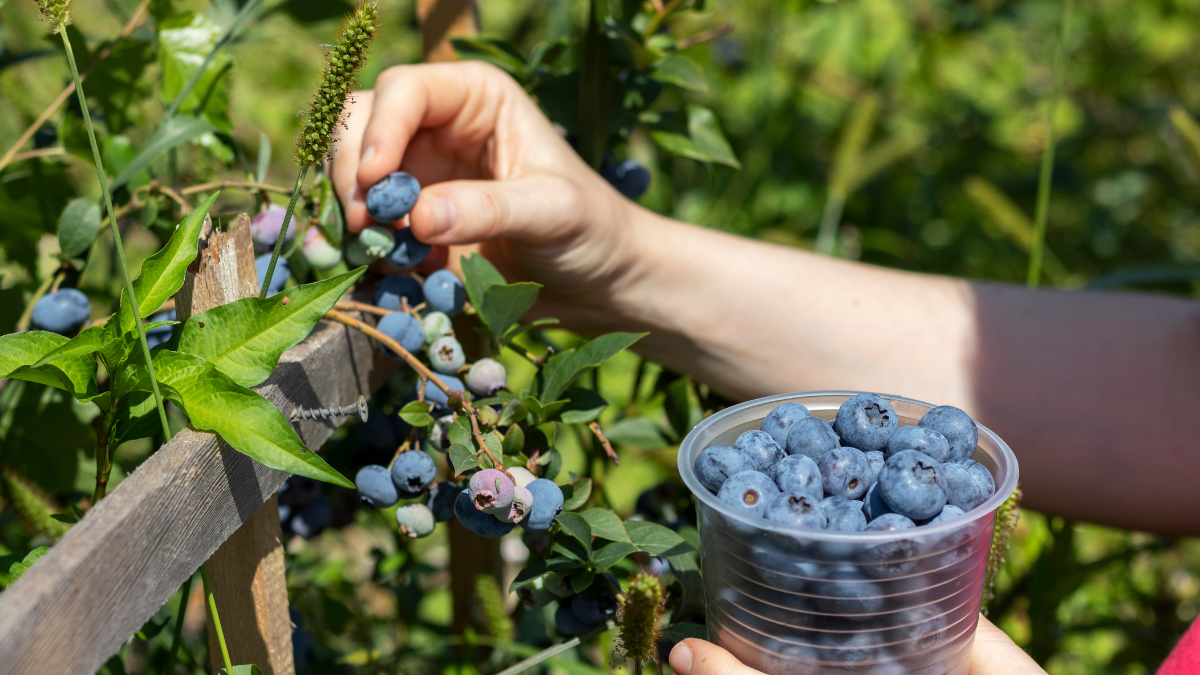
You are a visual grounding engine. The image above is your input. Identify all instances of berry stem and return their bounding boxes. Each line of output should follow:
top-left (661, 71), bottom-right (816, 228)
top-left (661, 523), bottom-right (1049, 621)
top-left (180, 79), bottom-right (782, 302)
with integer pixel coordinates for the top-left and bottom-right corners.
top-left (1027, 0), bottom-right (1073, 288)
top-left (334, 299), bottom-right (395, 317)
top-left (15, 270), bottom-right (63, 332)
top-left (588, 421), bottom-right (620, 466)
top-left (259, 166), bottom-right (307, 298)
top-left (58, 30), bottom-right (172, 442)
top-left (180, 179), bottom-right (292, 196)
top-left (165, 573), bottom-right (194, 675)
top-left (200, 565), bottom-right (234, 674)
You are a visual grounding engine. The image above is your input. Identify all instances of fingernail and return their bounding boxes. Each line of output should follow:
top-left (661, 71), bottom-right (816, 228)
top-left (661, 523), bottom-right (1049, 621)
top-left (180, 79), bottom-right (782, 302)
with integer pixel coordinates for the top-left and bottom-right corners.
top-left (424, 195), bottom-right (457, 238)
top-left (361, 145), bottom-right (376, 164)
top-left (669, 642), bottom-right (693, 675)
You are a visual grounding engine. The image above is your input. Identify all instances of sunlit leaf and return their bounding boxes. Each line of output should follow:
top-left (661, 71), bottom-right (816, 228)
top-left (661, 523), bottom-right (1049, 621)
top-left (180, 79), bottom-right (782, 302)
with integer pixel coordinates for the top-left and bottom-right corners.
top-left (57, 198), bottom-right (101, 258)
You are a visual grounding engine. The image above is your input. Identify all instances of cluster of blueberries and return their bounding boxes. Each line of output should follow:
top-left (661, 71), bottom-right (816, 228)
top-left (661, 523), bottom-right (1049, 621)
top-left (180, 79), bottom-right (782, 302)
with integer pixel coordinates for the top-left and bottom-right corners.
top-left (695, 393), bottom-right (996, 532)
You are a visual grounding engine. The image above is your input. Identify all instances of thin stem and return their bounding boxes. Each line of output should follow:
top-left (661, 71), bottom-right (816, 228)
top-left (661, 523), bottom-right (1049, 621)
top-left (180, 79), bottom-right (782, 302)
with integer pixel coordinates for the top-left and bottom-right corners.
top-left (493, 621), bottom-right (615, 675)
top-left (260, 167), bottom-right (307, 298)
top-left (59, 31), bottom-right (172, 441)
top-left (181, 179), bottom-right (292, 196)
top-left (1027, 0), bottom-right (1073, 288)
top-left (335, 299), bottom-right (395, 317)
top-left (201, 566), bottom-right (234, 674)
top-left (588, 421), bottom-right (620, 466)
top-left (93, 402), bottom-right (117, 503)
top-left (9, 147), bottom-right (66, 164)
top-left (166, 574), bottom-right (194, 675)
top-left (814, 194), bottom-right (845, 256)
top-left (16, 270), bottom-right (63, 332)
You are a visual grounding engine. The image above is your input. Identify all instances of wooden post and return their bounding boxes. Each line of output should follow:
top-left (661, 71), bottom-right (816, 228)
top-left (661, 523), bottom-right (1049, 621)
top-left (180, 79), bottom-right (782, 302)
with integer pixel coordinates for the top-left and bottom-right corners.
top-left (177, 214), bottom-right (294, 675)
top-left (417, 0), bottom-right (478, 63)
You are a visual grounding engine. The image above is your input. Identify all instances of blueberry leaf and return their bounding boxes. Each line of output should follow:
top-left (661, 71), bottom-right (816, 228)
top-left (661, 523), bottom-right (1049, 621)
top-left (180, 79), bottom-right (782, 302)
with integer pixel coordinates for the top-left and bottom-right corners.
top-left (57, 198), bottom-right (101, 258)
top-left (398, 400), bottom-right (435, 427)
top-left (449, 443), bottom-right (480, 475)
top-left (500, 317), bottom-right (559, 347)
top-left (218, 667), bottom-right (264, 675)
top-left (460, 254), bottom-right (506, 314)
top-left (501, 424), bottom-right (524, 455)
top-left (109, 391), bottom-right (161, 447)
top-left (579, 508), bottom-right (629, 542)
top-left (601, 417), bottom-right (668, 449)
top-left (538, 332), bottom-right (645, 404)
top-left (177, 267), bottom-right (365, 387)
top-left (570, 568), bottom-right (595, 594)
top-left (592, 541), bottom-right (638, 572)
top-left (652, 54), bottom-right (707, 93)
top-left (560, 477), bottom-right (592, 511)
top-left (478, 282), bottom-right (540, 340)
top-left (625, 521), bottom-right (693, 556)
top-left (556, 387), bottom-right (608, 424)
top-left (556, 512), bottom-right (592, 552)
top-left (498, 399), bottom-right (527, 427)
top-left (448, 416), bottom-right (473, 446)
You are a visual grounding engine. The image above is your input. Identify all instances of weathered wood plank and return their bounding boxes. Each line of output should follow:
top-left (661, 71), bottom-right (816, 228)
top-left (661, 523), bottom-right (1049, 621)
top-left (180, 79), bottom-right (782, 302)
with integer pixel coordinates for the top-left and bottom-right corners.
top-left (0, 311), bottom-right (394, 675)
top-left (417, 0), bottom-right (478, 62)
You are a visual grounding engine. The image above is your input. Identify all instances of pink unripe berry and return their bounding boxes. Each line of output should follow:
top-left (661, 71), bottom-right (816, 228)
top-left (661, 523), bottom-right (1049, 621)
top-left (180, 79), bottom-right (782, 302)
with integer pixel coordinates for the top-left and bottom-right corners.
top-left (499, 485), bottom-right (534, 523)
top-left (250, 205), bottom-right (297, 252)
top-left (469, 468), bottom-right (515, 514)
top-left (301, 227), bottom-right (343, 270)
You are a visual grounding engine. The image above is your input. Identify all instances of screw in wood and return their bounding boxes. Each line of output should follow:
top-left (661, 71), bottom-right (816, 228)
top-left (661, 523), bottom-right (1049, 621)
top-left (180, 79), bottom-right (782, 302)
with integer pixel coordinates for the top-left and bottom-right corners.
top-left (290, 395), bottom-right (368, 423)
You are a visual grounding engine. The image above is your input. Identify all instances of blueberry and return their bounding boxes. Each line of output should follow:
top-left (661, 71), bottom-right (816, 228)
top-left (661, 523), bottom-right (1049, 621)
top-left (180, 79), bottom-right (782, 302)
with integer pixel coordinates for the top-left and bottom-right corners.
top-left (454, 490), bottom-right (514, 538)
top-left (877, 449), bottom-right (947, 521)
top-left (555, 603), bottom-right (594, 636)
top-left (959, 458), bottom-right (996, 499)
top-left (423, 269), bottom-right (466, 317)
top-left (427, 336), bottom-right (465, 374)
top-left (771, 454), bottom-right (823, 500)
top-left (250, 205), bottom-right (296, 253)
top-left (281, 475), bottom-right (322, 508)
top-left (862, 482), bottom-right (893, 521)
top-left (374, 274), bottom-right (424, 310)
top-left (918, 406), bottom-right (979, 462)
top-left (716, 470), bottom-right (779, 518)
top-left (863, 450), bottom-right (885, 491)
top-left (832, 393), bottom-right (899, 453)
top-left (390, 450), bottom-right (437, 494)
top-left (395, 503), bottom-right (437, 538)
top-left (784, 417), bottom-right (840, 460)
top-left (820, 496), bottom-right (867, 531)
top-left (145, 309), bottom-right (176, 349)
top-left (694, 445), bottom-right (753, 494)
top-left (254, 254), bottom-right (291, 296)
top-left (863, 513), bottom-right (916, 531)
top-left (523, 479), bottom-right (565, 532)
top-left (367, 172), bottom-right (421, 223)
top-left (927, 504), bottom-right (965, 524)
top-left (570, 576), bottom-right (618, 624)
top-left (290, 498), bottom-right (331, 539)
top-left (422, 311), bottom-right (454, 345)
top-left (30, 288), bottom-right (91, 335)
top-left (942, 459), bottom-right (995, 512)
top-left (301, 227), bottom-right (342, 270)
top-left (385, 227), bottom-right (431, 269)
top-left (760, 402), bottom-right (811, 447)
top-left (763, 493), bottom-right (828, 530)
top-left (416, 375), bottom-right (465, 408)
top-left (375, 311), bottom-right (425, 359)
top-left (426, 481), bottom-right (459, 521)
top-left (886, 426), bottom-right (952, 463)
top-left (600, 158), bottom-right (651, 201)
top-left (469, 468), bottom-right (515, 514)
top-left (466, 358), bottom-right (508, 397)
top-left (817, 447), bottom-right (871, 500)
top-left (355, 464), bottom-right (399, 508)
top-left (734, 430), bottom-right (785, 473)
top-left (499, 485), bottom-right (534, 523)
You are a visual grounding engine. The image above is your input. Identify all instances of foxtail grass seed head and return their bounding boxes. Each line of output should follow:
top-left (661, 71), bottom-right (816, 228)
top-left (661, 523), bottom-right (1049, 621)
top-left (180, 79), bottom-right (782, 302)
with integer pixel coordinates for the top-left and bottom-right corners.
top-left (617, 573), bottom-right (666, 666)
top-left (983, 485), bottom-right (1022, 613)
top-left (294, 1), bottom-right (380, 166)
top-left (36, 0), bottom-right (72, 33)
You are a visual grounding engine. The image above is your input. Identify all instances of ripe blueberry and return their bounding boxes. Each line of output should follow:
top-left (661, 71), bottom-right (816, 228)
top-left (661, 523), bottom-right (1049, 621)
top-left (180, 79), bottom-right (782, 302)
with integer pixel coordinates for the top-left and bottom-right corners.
top-left (771, 454), bottom-right (823, 500)
top-left (374, 274), bottom-right (424, 310)
top-left (423, 269), bottom-right (466, 317)
top-left (469, 468), bottom-right (515, 513)
top-left (760, 402), bottom-right (811, 447)
top-left (570, 576), bottom-right (618, 624)
top-left (716, 470), bottom-right (779, 518)
top-left (255, 254), bottom-right (291, 296)
top-left (355, 464), bottom-right (399, 508)
top-left (600, 158), bottom-right (651, 201)
top-left (927, 504), bottom-right (966, 524)
top-left (385, 227), bottom-right (431, 269)
top-left (833, 393), bottom-right (899, 453)
top-left (395, 503), bottom-right (436, 538)
top-left (785, 416), bottom-right (840, 460)
top-left (863, 513), bottom-right (916, 532)
top-left (942, 459), bottom-right (995, 512)
top-left (877, 449), bottom-right (947, 521)
top-left (426, 481), bottom-right (460, 521)
top-left (817, 447), bottom-right (872, 500)
top-left (522, 478), bottom-right (565, 532)
top-left (918, 406), bottom-right (979, 462)
top-left (416, 374), bottom-right (465, 408)
top-left (375, 311), bottom-right (424, 358)
top-left (763, 493), bottom-right (828, 530)
top-left (862, 482), bottom-right (893, 521)
top-left (863, 450), bottom-right (886, 492)
top-left (250, 205), bottom-right (296, 252)
top-left (367, 172), bottom-right (421, 223)
top-left (422, 311), bottom-right (454, 345)
top-left (820, 496), bottom-right (868, 531)
top-left (555, 603), bottom-right (594, 637)
top-left (886, 426), bottom-right (952, 463)
top-left (390, 450), bottom-right (437, 495)
top-left (734, 430), bottom-right (785, 473)
top-left (959, 459), bottom-right (996, 499)
top-left (694, 445), bottom-right (753, 493)
top-left (427, 336), bottom-right (465, 374)
top-left (454, 490), bottom-right (514, 538)
top-left (466, 358), bottom-right (508, 397)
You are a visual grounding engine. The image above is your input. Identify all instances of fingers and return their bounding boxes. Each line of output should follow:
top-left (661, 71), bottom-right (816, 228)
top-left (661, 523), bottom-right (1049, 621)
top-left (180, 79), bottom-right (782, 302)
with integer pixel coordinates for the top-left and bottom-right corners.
top-left (408, 175), bottom-right (585, 246)
top-left (669, 639), bottom-right (768, 675)
top-left (329, 89), bottom-right (374, 232)
top-left (970, 614), bottom-right (1046, 675)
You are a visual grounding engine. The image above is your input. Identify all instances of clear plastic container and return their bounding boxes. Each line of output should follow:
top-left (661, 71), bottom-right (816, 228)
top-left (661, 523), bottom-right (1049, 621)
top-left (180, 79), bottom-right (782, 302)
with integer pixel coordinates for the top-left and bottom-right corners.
top-left (677, 392), bottom-right (1019, 674)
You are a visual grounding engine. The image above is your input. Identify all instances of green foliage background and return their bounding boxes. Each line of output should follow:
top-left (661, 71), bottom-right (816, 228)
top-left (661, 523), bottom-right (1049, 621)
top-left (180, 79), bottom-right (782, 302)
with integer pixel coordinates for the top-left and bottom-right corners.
top-left (1, 0), bottom-right (1199, 674)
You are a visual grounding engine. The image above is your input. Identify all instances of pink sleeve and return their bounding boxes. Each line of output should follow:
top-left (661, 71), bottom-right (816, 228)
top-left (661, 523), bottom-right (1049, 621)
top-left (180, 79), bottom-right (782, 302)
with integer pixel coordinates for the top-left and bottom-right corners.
top-left (1158, 619), bottom-right (1200, 675)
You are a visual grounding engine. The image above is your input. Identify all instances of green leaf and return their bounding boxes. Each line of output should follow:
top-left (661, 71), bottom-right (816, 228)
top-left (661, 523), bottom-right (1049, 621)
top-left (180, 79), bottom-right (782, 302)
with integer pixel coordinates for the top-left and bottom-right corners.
top-left (557, 388), bottom-right (608, 424)
top-left (176, 267), bottom-right (365, 387)
top-left (556, 512), bottom-right (592, 551)
top-left (449, 443), bottom-right (481, 475)
top-left (501, 424), bottom-right (525, 455)
top-left (625, 521), bottom-right (693, 556)
top-left (652, 54), bottom-right (708, 92)
top-left (112, 116), bottom-right (218, 190)
top-left (398, 400), bottom-right (435, 427)
top-left (109, 391), bottom-right (161, 447)
top-left (118, 351), bottom-right (353, 488)
top-left (498, 399), bottom-right (528, 426)
top-left (500, 317), bottom-right (560, 346)
top-left (579, 508), bottom-right (629, 542)
top-left (478, 282), bottom-right (541, 340)
top-left (561, 477), bottom-right (592, 511)
top-left (119, 193), bottom-right (220, 332)
top-left (538, 332), bottom-right (645, 404)
top-left (570, 568), bottom-right (595, 593)
top-left (255, 132), bottom-right (271, 184)
top-left (57, 198), bottom-right (101, 258)
top-left (317, 176), bottom-right (344, 248)
top-left (448, 416), bottom-right (473, 446)
top-left (7, 546), bottom-right (50, 583)
top-left (460, 254), bottom-right (506, 314)
top-left (158, 12), bottom-right (232, 130)
top-left (0, 331), bottom-right (99, 402)
top-left (602, 417), bottom-right (668, 449)
top-left (592, 541), bottom-right (638, 572)
top-left (218, 666), bottom-right (264, 675)
top-left (451, 36), bottom-right (528, 76)
top-left (482, 429), bottom-right (504, 462)
top-left (649, 105), bottom-right (740, 169)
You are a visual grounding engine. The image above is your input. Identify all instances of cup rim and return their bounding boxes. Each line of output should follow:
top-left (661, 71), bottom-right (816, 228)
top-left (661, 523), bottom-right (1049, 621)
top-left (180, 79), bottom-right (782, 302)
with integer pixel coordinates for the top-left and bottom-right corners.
top-left (677, 390), bottom-right (1020, 541)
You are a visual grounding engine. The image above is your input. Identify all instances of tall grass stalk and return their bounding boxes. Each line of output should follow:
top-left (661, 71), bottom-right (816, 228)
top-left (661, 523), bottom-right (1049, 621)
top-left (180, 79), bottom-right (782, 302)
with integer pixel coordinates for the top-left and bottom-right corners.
top-left (1027, 0), bottom-right (1074, 287)
top-left (201, 565), bottom-right (233, 673)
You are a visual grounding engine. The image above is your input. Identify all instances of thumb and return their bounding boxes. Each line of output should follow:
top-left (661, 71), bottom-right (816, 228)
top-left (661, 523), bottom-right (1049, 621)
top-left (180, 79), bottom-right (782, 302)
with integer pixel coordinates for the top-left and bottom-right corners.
top-left (970, 614), bottom-right (1046, 675)
top-left (408, 175), bottom-right (584, 247)
top-left (670, 639), bottom-right (768, 675)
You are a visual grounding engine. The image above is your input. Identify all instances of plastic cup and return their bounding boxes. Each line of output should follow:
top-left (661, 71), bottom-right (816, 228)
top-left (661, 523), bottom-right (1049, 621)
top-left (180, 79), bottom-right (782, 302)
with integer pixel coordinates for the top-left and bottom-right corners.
top-left (678, 391), bottom-right (1019, 674)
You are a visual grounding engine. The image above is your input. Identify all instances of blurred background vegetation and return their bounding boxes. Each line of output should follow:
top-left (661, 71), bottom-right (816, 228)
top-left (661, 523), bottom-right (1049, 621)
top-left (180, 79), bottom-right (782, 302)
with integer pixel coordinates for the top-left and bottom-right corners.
top-left (1, 0), bottom-right (1199, 673)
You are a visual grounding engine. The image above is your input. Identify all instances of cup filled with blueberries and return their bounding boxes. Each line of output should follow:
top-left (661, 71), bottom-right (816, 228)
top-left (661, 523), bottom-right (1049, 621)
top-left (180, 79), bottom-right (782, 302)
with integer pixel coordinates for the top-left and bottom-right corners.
top-left (677, 391), bottom-right (1019, 675)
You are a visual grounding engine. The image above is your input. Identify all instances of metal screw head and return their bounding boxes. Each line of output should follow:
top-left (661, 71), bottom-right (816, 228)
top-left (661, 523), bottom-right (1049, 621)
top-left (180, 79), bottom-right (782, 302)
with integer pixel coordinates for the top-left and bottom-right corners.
top-left (356, 395), bottom-right (368, 422)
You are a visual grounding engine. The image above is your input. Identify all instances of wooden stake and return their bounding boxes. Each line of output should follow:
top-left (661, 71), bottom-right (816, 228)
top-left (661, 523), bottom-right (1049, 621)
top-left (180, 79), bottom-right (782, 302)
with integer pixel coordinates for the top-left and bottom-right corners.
top-left (417, 0), bottom-right (478, 63)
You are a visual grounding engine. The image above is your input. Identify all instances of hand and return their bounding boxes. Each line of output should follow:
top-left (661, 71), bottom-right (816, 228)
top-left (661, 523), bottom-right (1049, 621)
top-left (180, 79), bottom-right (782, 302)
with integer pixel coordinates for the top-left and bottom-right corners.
top-left (329, 61), bottom-right (640, 325)
top-left (666, 615), bottom-right (1046, 675)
